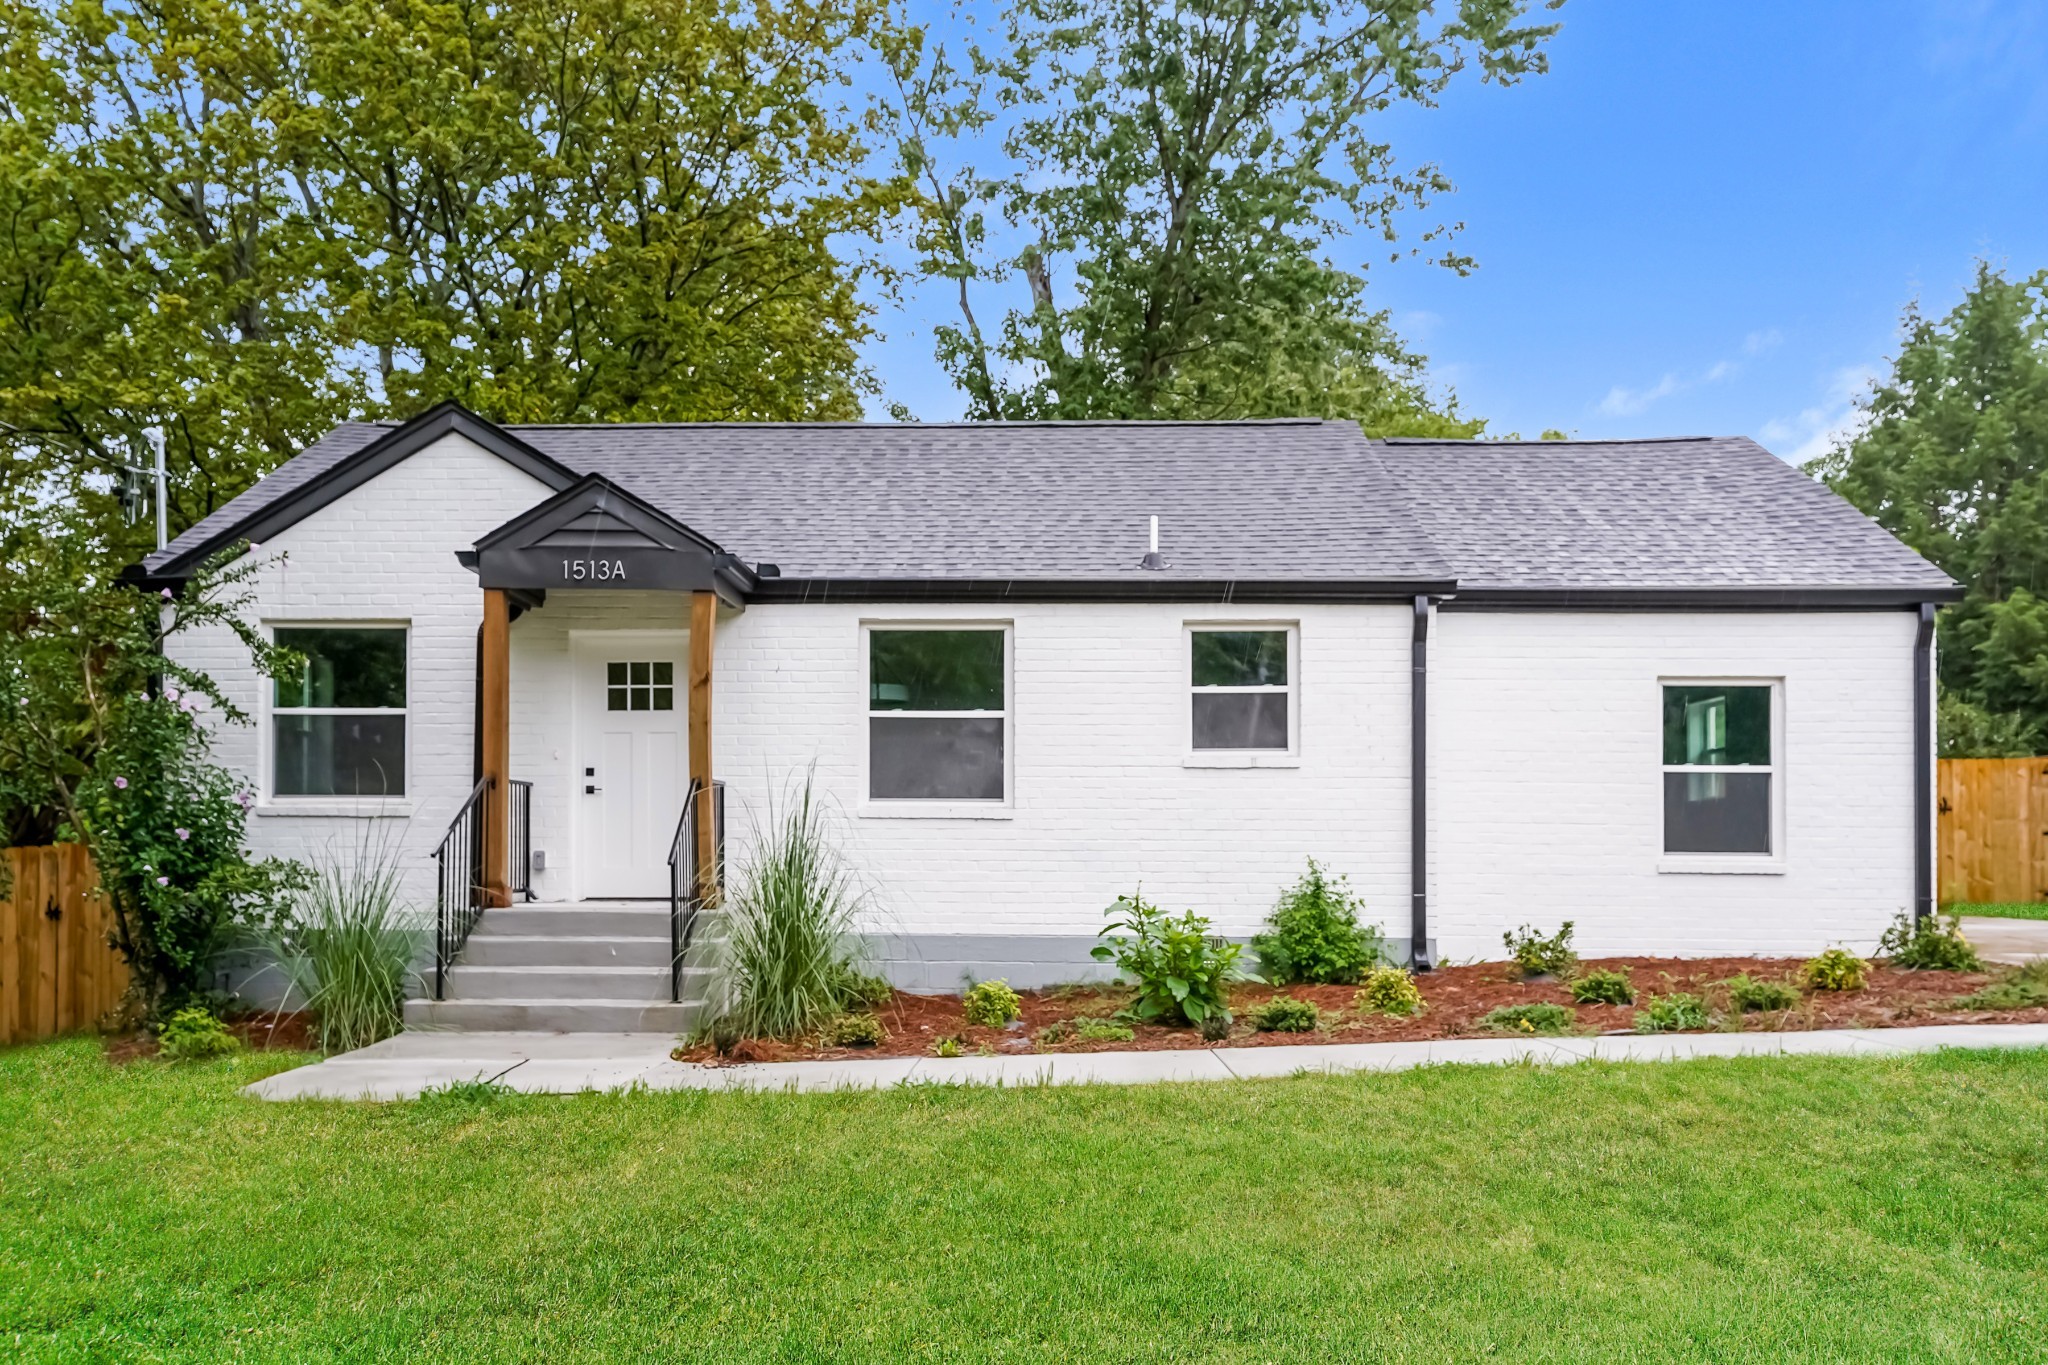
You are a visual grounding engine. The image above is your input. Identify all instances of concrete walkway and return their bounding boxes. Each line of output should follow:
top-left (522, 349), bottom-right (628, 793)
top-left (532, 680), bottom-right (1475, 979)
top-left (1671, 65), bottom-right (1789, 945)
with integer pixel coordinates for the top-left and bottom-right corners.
top-left (244, 1022), bottom-right (2048, 1102)
top-left (1962, 916), bottom-right (2048, 966)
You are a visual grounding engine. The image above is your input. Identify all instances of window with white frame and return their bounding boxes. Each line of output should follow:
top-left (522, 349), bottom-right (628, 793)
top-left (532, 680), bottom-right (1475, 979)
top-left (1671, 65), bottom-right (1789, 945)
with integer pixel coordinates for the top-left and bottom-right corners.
top-left (867, 627), bottom-right (1007, 800)
top-left (1189, 627), bottom-right (1293, 751)
top-left (1661, 683), bottom-right (1774, 854)
top-left (272, 627), bottom-right (408, 796)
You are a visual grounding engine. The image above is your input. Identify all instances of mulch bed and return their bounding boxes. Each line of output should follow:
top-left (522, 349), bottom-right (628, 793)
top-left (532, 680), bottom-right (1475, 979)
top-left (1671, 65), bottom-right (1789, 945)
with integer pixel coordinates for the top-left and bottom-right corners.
top-left (103, 1010), bottom-right (318, 1064)
top-left (673, 956), bottom-right (2048, 1065)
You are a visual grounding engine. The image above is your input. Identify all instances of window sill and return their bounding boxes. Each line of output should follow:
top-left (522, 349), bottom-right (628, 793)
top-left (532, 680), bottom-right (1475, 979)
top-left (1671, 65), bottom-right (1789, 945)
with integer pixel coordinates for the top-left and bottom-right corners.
top-left (858, 802), bottom-right (1015, 821)
top-left (1657, 857), bottom-right (1785, 876)
top-left (1183, 752), bottom-right (1301, 769)
top-left (257, 800), bottom-right (415, 819)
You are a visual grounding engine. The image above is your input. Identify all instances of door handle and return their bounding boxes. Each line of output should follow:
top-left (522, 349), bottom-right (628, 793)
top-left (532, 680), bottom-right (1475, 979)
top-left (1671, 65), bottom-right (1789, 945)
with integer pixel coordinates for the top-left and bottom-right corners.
top-left (585, 784), bottom-right (602, 795)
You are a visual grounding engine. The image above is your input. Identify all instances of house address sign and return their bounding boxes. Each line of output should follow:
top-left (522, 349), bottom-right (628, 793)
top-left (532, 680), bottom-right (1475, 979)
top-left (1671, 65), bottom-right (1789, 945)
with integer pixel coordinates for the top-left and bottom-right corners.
top-left (562, 558), bottom-right (628, 582)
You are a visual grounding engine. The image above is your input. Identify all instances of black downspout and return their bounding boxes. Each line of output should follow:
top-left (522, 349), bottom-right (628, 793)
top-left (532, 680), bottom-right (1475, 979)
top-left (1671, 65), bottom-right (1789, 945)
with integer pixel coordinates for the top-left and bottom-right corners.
top-left (1913, 603), bottom-right (1936, 924)
top-left (1411, 595), bottom-right (1434, 971)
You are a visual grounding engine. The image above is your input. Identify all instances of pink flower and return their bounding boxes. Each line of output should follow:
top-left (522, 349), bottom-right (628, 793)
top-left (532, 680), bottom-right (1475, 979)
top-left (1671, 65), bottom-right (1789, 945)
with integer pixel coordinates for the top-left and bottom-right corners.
top-left (175, 827), bottom-right (190, 841)
top-left (159, 587), bottom-right (173, 600)
top-left (164, 685), bottom-right (181, 703)
top-left (113, 777), bottom-right (128, 790)
top-left (155, 876), bottom-right (169, 886)
top-left (234, 792), bottom-right (253, 810)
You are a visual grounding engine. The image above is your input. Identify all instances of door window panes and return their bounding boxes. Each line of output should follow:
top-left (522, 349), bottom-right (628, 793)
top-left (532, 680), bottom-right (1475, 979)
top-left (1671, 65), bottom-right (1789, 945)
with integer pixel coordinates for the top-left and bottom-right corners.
top-left (607, 661), bottom-right (674, 712)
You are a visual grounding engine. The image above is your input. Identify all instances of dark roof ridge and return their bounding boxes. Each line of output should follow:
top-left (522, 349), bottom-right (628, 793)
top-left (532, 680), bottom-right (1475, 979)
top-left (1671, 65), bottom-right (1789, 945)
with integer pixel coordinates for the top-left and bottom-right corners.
top-left (1375, 434), bottom-right (1722, 445)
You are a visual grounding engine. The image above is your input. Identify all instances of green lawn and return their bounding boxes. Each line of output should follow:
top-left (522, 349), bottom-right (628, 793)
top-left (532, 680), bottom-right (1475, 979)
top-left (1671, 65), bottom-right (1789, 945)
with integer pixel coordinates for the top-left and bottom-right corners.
top-left (4, 1041), bottom-right (2048, 1362)
top-left (1952, 902), bottom-right (2048, 922)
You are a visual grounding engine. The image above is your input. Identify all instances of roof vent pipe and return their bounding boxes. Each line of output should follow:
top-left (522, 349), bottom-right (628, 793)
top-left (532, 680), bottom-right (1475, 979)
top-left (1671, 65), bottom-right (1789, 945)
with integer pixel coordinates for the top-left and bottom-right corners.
top-left (1140, 514), bottom-right (1166, 570)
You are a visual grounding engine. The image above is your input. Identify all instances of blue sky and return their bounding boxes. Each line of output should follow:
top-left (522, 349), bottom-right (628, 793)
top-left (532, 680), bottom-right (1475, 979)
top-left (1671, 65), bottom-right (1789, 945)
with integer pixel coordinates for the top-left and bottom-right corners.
top-left (860, 1), bottom-right (2048, 461)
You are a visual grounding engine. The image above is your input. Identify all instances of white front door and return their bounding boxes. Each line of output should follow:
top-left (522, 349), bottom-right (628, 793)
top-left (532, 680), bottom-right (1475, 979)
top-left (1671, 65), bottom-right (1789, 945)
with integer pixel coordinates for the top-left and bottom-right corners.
top-left (575, 636), bottom-right (687, 898)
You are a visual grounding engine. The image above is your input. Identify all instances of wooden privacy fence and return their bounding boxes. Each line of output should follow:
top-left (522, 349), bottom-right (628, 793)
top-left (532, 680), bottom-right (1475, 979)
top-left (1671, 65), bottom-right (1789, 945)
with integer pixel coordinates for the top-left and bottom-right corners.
top-left (1939, 757), bottom-right (2048, 906)
top-left (1, 844), bottom-right (128, 1045)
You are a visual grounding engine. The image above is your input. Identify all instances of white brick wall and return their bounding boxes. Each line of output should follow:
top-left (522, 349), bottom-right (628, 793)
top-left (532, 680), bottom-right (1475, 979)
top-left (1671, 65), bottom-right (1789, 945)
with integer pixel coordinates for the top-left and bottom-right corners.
top-left (171, 431), bottom-right (1928, 961)
top-left (1431, 608), bottom-right (1919, 959)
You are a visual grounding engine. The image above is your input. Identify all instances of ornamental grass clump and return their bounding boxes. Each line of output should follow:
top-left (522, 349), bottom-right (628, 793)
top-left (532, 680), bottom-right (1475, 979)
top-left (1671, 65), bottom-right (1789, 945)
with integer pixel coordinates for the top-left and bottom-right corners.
top-left (264, 828), bottom-right (425, 1053)
top-left (1802, 948), bottom-right (1868, 993)
top-left (1569, 969), bottom-right (1635, 1006)
top-left (1092, 891), bottom-right (1252, 1027)
top-left (1251, 859), bottom-right (1385, 985)
top-left (714, 772), bottom-right (876, 1041)
top-left (963, 979), bottom-right (1022, 1027)
top-left (1353, 966), bottom-right (1424, 1017)
top-left (1479, 1002), bottom-right (1573, 1035)
top-left (1879, 911), bottom-right (1983, 972)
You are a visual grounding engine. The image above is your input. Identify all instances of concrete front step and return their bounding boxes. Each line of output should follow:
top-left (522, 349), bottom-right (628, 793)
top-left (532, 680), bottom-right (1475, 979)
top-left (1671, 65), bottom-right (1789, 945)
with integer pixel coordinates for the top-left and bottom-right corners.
top-left (402, 998), bottom-right (702, 1033)
top-left (473, 903), bottom-right (672, 938)
top-left (461, 934), bottom-right (673, 968)
top-left (440, 964), bottom-right (721, 1003)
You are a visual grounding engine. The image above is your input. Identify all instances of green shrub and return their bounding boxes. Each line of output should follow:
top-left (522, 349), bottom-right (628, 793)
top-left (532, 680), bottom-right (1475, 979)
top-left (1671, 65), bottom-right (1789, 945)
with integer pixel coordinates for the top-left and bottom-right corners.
top-left (1503, 922), bottom-right (1577, 978)
top-left (828, 964), bottom-right (894, 1010)
top-left (1353, 966), bottom-right (1423, 1017)
top-left (1092, 892), bottom-right (1252, 1026)
top-left (1801, 948), bottom-right (1868, 992)
top-left (264, 827), bottom-right (424, 1054)
top-left (963, 978), bottom-right (1022, 1027)
top-left (1075, 1018), bottom-right (1135, 1043)
top-left (1954, 961), bottom-right (2048, 1010)
top-left (1249, 996), bottom-right (1320, 1032)
top-left (1727, 974), bottom-right (1799, 1013)
top-left (1878, 911), bottom-right (1983, 972)
top-left (1198, 1013), bottom-right (1231, 1042)
top-left (821, 1012), bottom-right (885, 1047)
top-left (1250, 859), bottom-right (1384, 985)
top-left (1569, 969), bottom-right (1634, 1006)
top-left (717, 772), bottom-right (875, 1039)
top-left (157, 1006), bottom-right (239, 1061)
top-left (932, 1035), bottom-right (963, 1058)
top-left (1478, 1002), bottom-right (1574, 1035)
top-left (1634, 992), bottom-right (1711, 1033)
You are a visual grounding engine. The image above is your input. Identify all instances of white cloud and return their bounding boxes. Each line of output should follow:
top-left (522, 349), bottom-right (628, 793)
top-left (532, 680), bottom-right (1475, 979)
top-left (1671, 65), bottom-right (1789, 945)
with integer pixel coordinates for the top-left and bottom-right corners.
top-left (1598, 372), bottom-right (1684, 417)
top-left (1759, 365), bottom-right (1880, 464)
top-left (1742, 328), bottom-right (1784, 356)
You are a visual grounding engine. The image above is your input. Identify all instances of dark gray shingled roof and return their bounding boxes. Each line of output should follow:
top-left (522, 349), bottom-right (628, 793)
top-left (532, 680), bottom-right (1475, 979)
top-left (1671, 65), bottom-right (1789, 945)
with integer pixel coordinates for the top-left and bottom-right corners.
top-left (147, 413), bottom-right (1956, 599)
top-left (1370, 435), bottom-right (1956, 596)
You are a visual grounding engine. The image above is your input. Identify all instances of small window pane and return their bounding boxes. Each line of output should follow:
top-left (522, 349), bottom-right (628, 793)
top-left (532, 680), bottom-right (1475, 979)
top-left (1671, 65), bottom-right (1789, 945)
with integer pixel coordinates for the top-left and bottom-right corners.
top-left (869, 717), bottom-right (1004, 799)
top-left (870, 631), bottom-right (1003, 711)
top-left (1663, 772), bottom-right (1771, 853)
top-left (630, 661), bottom-right (650, 686)
top-left (1193, 693), bottom-right (1289, 750)
top-left (274, 628), bottom-right (406, 708)
top-left (630, 687), bottom-right (650, 711)
top-left (607, 662), bottom-right (628, 686)
top-left (607, 688), bottom-right (627, 712)
top-left (1662, 686), bottom-right (1770, 765)
top-left (653, 662), bottom-right (673, 686)
top-left (1192, 631), bottom-right (1288, 687)
top-left (274, 714), bottom-right (406, 795)
top-left (652, 687), bottom-right (674, 711)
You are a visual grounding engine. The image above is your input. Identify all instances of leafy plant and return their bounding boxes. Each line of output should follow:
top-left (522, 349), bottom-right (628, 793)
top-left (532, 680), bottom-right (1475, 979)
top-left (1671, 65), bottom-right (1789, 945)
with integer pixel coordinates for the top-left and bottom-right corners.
top-left (713, 771), bottom-right (875, 1040)
top-left (1802, 949), bottom-right (1869, 993)
top-left (1634, 993), bottom-right (1711, 1034)
top-left (1954, 962), bottom-right (2048, 1010)
top-left (1878, 911), bottom-right (1983, 972)
top-left (1503, 922), bottom-right (1578, 979)
top-left (822, 1012), bottom-right (885, 1048)
top-left (1570, 969), bottom-right (1635, 1006)
top-left (963, 979), bottom-right (1022, 1028)
top-left (1726, 975), bottom-right (1800, 1013)
top-left (932, 1035), bottom-right (963, 1058)
top-left (1353, 967), bottom-right (1424, 1017)
top-left (1076, 1018), bottom-right (1136, 1043)
top-left (828, 964), bottom-right (895, 1010)
top-left (1478, 1002), bottom-right (1574, 1035)
top-left (1249, 996), bottom-right (1320, 1033)
top-left (1092, 892), bottom-right (1253, 1027)
top-left (1250, 859), bottom-right (1384, 985)
top-left (263, 828), bottom-right (425, 1053)
top-left (1198, 1014), bottom-right (1232, 1043)
top-left (157, 1006), bottom-right (239, 1061)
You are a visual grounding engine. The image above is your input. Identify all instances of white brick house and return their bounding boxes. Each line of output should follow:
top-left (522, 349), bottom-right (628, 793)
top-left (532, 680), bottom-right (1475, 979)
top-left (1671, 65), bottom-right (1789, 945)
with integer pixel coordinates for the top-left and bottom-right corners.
top-left (141, 404), bottom-right (1958, 1026)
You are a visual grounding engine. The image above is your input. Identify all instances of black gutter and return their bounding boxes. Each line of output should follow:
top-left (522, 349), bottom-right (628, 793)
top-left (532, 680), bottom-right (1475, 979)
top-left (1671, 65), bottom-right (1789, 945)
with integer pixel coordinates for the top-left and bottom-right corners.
top-left (1441, 585), bottom-right (1966, 612)
top-left (745, 576), bottom-right (1459, 606)
top-left (1914, 603), bottom-right (1936, 924)
top-left (1410, 594), bottom-right (1433, 971)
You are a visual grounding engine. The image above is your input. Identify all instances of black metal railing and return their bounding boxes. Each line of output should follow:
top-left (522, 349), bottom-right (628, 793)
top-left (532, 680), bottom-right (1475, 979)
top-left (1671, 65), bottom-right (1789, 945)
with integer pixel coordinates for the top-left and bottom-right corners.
top-left (434, 777), bottom-right (492, 1001)
top-left (509, 778), bottom-right (534, 901)
top-left (666, 778), bottom-right (726, 1002)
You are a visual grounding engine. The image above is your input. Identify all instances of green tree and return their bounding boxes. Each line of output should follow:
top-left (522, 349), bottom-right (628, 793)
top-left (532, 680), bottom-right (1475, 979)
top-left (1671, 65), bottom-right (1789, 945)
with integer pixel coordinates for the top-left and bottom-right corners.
top-left (885, 0), bottom-right (1560, 426)
top-left (1809, 263), bottom-right (2048, 754)
top-left (0, 0), bottom-right (895, 565)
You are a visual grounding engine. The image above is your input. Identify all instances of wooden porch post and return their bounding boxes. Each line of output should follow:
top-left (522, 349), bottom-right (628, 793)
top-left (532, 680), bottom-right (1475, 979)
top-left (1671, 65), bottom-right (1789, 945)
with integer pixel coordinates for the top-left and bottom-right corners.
top-left (689, 590), bottom-right (717, 899)
top-left (481, 587), bottom-right (512, 908)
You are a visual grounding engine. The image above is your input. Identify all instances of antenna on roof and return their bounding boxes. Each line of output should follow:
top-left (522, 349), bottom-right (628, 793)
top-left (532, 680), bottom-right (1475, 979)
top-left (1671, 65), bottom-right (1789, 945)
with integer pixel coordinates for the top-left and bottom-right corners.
top-left (1140, 514), bottom-right (1166, 571)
